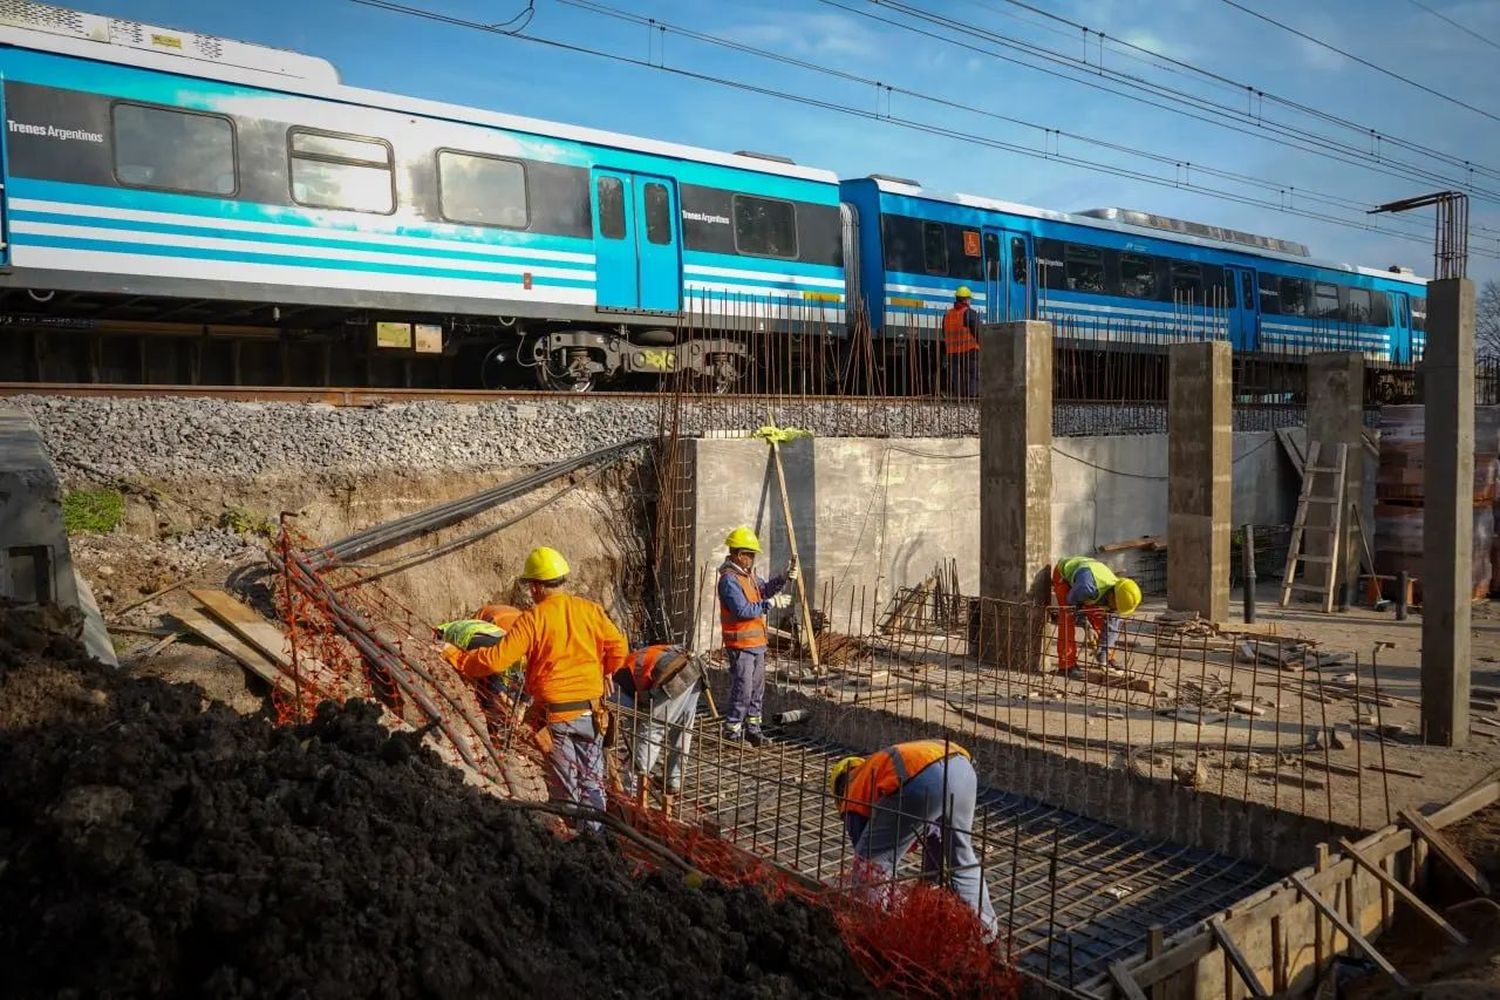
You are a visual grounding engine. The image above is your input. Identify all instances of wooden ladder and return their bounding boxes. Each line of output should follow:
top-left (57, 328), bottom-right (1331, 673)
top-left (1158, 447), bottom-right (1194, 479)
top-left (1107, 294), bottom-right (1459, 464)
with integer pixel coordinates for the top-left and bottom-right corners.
top-left (1280, 441), bottom-right (1349, 612)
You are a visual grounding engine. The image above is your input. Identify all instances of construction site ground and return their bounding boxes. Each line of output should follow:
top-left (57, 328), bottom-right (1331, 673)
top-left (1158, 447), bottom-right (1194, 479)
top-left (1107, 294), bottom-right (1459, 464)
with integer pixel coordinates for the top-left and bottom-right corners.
top-left (780, 584), bottom-right (1500, 837)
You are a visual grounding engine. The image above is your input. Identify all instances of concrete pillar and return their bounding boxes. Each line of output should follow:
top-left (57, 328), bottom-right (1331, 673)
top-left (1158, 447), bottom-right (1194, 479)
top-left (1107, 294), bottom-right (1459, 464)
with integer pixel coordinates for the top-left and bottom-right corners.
top-left (979, 321), bottom-right (1052, 669)
top-left (1167, 341), bottom-right (1232, 621)
top-left (1305, 352), bottom-right (1366, 596)
top-left (1421, 278), bottom-right (1475, 747)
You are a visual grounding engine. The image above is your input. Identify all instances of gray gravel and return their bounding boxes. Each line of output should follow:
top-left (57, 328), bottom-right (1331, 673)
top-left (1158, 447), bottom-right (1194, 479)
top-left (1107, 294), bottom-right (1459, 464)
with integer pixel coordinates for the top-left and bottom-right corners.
top-left (10, 394), bottom-right (1305, 481)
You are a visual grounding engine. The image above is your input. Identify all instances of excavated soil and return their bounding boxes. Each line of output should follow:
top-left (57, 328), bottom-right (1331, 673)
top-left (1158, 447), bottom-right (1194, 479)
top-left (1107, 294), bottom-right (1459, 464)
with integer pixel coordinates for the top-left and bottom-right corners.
top-left (0, 604), bottom-right (875, 999)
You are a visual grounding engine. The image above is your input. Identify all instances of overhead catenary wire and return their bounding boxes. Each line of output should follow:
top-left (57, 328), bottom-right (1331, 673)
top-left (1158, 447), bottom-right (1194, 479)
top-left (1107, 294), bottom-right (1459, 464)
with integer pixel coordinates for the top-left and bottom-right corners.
top-left (1217, 0), bottom-right (1500, 126)
top-left (834, 0), bottom-right (1500, 207)
top-left (1404, 0), bottom-right (1500, 52)
top-left (350, 0), bottom-right (1500, 261)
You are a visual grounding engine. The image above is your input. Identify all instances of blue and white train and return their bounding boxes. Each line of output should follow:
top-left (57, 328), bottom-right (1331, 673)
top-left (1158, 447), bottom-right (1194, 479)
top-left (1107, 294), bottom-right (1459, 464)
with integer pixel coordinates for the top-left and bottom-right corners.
top-left (0, 6), bottom-right (1428, 389)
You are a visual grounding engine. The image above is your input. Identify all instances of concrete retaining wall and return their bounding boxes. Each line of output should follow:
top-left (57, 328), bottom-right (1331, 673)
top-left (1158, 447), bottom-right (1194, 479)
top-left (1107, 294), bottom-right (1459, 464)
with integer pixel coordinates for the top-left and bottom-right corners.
top-left (684, 432), bottom-right (1296, 646)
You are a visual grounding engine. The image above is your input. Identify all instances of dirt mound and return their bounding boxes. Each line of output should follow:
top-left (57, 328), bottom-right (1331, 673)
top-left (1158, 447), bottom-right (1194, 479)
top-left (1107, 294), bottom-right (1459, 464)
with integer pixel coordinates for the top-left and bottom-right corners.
top-left (0, 612), bottom-right (875, 999)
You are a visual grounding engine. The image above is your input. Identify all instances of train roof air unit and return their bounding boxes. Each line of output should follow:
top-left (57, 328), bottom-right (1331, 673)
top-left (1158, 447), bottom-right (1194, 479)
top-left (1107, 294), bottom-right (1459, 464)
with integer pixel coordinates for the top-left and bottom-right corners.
top-left (1077, 207), bottom-right (1311, 258)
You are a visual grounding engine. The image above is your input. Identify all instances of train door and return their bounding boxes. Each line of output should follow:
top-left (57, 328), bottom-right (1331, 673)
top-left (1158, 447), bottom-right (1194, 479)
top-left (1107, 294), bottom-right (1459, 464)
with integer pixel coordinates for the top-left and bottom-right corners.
top-left (633, 175), bottom-right (681, 312)
top-left (982, 228), bottom-right (1032, 322)
top-left (1224, 265), bottom-right (1259, 351)
top-left (1390, 290), bottom-right (1413, 363)
top-left (591, 170), bottom-right (682, 312)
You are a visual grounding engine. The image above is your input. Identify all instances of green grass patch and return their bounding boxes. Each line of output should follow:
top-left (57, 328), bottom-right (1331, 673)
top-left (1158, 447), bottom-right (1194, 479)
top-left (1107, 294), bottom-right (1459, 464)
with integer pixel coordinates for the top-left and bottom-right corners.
top-left (61, 489), bottom-right (125, 535)
top-left (219, 507), bottom-right (276, 538)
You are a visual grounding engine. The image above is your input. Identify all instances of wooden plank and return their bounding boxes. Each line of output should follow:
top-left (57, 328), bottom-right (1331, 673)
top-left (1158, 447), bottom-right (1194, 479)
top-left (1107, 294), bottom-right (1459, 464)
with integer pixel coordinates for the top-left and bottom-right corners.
top-left (123, 629), bottom-right (182, 666)
top-left (1369, 764), bottom-right (1424, 779)
top-left (1108, 961), bottom-right (1150, 1000)
top-left (189, 588), bottom-right (294, 667)
top-left (1209, 918), bottom-right (1270, 997)
top-left (1430, 772), bottom-right (1500, 827)
top-left (1289, 872), bottom-right (1410, 989)
top-left (173, 607), bottom-right (287, 691)
top-left (767, 442), bottom-right (820, 670)
top-left (1336, 837), bottom-right (1467, 946)
top-left (1098, 535), bottom-right (1164, 553)
top-left (1400, 808), bottom-right (1493, 895)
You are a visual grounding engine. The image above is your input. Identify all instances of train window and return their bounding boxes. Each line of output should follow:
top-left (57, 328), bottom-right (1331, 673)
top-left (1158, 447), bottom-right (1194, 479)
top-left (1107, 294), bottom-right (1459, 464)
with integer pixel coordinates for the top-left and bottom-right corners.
top-left (1412, 297), bottom-right (1427, 331)
top-left (288, 129), bottom-right (394, 214)
top-left (597, 177), bottom-right (626, 239)
top-left (1369, 291), bottom-right (1392, 327)
top-left (983, 233), bottom-right (1000, 280)
top-left (922, 223), bottom-right (948, 274)
top-left (1313, 281), bottom-right (1341, 318)
top-left (1169, 262), bottom-right (1203, 303)
top-left (733, 195), bottom-right (798, 258)
top-left (1240, 271), bottom-right (1256, 311)
top-left (1119, 253), bottom-right (1155, 298)
top-left (112, 103), bottom-right (236, 196)
top-left (1346, 287), bottom-right (1373, 324)
top-left (1011, 237), bottom-right (1028, 285)
top-left (644, 183), bottom-right (672, 245)
top-left (437, 151), bottom-right (528, 229)
top-left (1258, 273), bottom-right (1281, 314)
top-left (1064, 244), bottom-right (1106, 293)
top-left (1279, 277), bottom-right (1309, 316)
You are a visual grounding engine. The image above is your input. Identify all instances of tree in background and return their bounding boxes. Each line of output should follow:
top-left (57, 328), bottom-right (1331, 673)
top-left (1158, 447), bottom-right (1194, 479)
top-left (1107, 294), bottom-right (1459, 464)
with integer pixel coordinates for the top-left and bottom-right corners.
top-left (1480, 279), bottom-right (1500, 359)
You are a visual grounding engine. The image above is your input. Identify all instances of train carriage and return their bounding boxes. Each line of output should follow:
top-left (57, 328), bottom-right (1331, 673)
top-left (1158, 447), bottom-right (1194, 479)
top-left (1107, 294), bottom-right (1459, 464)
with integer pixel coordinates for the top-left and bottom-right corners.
top-left (841, 176), bottom-right (1428, 369)
top-left (0, 8), bottom-right (847, 389)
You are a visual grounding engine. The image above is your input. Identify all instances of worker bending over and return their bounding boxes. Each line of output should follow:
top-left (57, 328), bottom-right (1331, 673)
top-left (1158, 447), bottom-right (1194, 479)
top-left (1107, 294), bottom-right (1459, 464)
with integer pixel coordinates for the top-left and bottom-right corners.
top-left (1051, 555), bottom-right (1142, 671)
top-left (829, 740), bottom-right (996, 933)
top-left (610, 643), bottom-right (704, 810)
top-left (717, 526), bottom-right (795, 745)
top-left (435, 612), bottom-right (525, 746)
top-left (446, 547), bottom-right (627, 832)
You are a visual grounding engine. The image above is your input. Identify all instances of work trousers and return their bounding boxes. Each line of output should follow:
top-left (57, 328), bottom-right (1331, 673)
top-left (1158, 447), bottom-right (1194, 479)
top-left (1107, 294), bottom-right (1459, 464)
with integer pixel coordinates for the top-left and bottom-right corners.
top-left (612, 681), bottom-right (701, 792)
top-left (1052, 567), bottom-right (1106, 670)
top-left (946, 351), bottom-right (979, 398)
top-left (852, 754), bottom-right (997, 933)
top-left (724, 646), bottom-right (766, 733)
top-left (542, 713), bottom-right (606, 834)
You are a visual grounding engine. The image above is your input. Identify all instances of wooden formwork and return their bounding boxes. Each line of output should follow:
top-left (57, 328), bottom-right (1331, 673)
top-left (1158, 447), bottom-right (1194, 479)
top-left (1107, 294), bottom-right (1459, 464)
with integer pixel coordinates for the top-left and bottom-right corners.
top-left (1100, 769), bottom-right (1500, 998)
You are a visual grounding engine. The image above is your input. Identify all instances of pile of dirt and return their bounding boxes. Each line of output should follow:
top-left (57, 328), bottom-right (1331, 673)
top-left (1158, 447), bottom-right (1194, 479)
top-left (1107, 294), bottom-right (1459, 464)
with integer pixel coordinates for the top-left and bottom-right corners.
top-left (0, 604), bottom-right (876, 999)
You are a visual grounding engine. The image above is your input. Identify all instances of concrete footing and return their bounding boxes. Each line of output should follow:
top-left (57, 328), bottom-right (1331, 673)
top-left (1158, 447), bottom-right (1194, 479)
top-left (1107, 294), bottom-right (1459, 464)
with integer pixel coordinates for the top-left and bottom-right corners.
top-left (0, 406), bottom-right (116, 666)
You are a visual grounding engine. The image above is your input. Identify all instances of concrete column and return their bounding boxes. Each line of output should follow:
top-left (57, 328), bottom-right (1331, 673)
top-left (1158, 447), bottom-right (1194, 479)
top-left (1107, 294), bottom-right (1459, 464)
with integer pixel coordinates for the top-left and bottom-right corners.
top-left (979, 321), bottom-right (1052, 669)
top-left (1167, 341), bottom-right (1232, 621)
top-left (1305, 352), bottom-right (1366, 596)
top-left (1421, 278), bottom-right (1475, 747)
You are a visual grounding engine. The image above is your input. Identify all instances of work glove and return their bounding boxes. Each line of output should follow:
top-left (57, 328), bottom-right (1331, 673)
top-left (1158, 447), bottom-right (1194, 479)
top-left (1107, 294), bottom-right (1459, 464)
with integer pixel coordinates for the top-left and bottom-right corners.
top-left (786, 556), bottom-right (800, 582)
top-left (769, 593), bottom-right (793, 609)
top-left (441, 642), bottom-right (464, 669)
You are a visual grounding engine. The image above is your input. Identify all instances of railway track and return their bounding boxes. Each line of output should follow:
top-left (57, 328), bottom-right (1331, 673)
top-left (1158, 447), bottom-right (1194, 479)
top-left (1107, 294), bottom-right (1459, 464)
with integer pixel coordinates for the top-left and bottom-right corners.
top-left (0, 382), bottom-right (903, 407)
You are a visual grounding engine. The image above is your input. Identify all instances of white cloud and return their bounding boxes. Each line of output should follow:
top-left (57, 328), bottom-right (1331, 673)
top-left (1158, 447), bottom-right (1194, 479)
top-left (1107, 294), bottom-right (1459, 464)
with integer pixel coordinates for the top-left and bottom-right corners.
top-left (720, 10), bottom-right (882, 60)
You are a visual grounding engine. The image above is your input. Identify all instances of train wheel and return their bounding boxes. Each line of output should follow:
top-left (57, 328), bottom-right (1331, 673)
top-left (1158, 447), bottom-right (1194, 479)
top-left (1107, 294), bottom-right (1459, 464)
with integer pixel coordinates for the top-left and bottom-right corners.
top-left (703, 353), bottom-right (747, 395)
top-left (536, 346), bottom-right (601, 393)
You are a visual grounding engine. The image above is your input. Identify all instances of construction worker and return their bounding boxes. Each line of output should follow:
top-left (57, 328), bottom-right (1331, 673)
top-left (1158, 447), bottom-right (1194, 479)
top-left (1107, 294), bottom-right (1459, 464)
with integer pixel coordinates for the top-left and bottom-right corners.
top-left (610, 643), bottom-right (704, 810)
top-left (1051, 556), bottom-right (1142, 671)
top-left (942, 286), bottom-right (981, 398)
top-left (445, 547), bottom-right (628, 833)
top-left (718, 525), bottom-right (795, 745)
top-left (828, 740), bottom-right (996, 933)
top-left (435, 616), bottom-right (525, 746)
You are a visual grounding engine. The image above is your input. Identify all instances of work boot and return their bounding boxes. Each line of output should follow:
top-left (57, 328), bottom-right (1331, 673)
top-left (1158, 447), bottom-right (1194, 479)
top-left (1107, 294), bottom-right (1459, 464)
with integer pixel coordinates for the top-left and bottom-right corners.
top-left (724, 722), bottom-right (744, 743)
top-left (745, 716), bottom-right (765, 746)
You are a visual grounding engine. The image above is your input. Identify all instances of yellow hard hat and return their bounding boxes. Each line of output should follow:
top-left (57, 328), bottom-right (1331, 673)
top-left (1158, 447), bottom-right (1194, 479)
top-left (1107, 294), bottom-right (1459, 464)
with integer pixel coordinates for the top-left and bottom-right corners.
top-left (1113, 578), bottom-right (1142, 616)
top-left (827, 755), bottom-right (865, 797)
top-left (724, 526), bottom-right (762, 553)
top-left (521, 546), bottom-right (570, 582)
top-left (955, 285), bottom-right (973, 299)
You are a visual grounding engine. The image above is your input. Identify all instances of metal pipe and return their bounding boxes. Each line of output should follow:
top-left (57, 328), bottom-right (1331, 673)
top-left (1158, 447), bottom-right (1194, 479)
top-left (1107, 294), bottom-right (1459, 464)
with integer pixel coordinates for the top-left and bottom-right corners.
top-left (1242, 524), bottom-right (1258, 624)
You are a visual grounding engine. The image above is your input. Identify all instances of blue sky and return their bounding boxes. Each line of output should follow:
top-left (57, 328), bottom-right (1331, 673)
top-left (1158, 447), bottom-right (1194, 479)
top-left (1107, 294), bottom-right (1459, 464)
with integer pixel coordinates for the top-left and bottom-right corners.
top-left (83, 0), bottom-right (1500, 281)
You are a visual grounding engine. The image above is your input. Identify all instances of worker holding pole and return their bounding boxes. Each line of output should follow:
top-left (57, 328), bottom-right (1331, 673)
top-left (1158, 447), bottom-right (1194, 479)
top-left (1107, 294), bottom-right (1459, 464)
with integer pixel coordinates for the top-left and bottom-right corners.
top-left (609, 643), bottom-right (704, 811)
top-left (1051, 555), bottom-right (1142, 672)
top-left (828, 740), bottom-right (997, 933)
top-left (445, 546), bottom-right (627, 833)
top-left (718, 526), bottom-right (795, 746)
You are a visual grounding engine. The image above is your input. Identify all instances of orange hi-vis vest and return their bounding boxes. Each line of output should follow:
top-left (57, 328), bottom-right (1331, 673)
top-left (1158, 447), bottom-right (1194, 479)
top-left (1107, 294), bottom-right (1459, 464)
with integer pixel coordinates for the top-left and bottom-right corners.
top-left (943, 305), bottom-right (979, 355)
top-left (838, 740), bottom-right (973, 818)
top-left (719, 565), bottom-right (767, 650)
top-left (626, 644), bottom-right (691, 690)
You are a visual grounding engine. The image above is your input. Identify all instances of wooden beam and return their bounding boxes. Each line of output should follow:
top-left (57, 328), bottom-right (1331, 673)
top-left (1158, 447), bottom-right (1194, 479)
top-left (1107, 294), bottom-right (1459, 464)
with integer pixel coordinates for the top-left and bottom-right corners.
top-left (1288, 873), bottom-right (1410, 990)
top-left (1400, 808), bottom-right (1492, 895)
top-left (1336, 837), bottom-right (1467, 945)
top-left (1209, 918), bottom-right (1270, 998)
top-left (1108, 961), bottom-right (1150, 1000)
